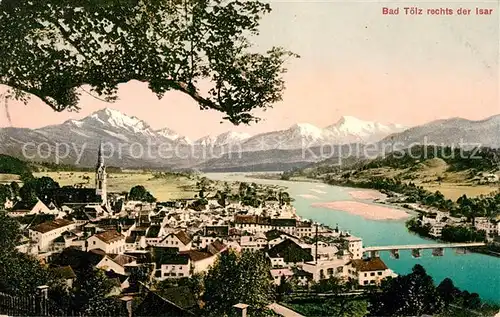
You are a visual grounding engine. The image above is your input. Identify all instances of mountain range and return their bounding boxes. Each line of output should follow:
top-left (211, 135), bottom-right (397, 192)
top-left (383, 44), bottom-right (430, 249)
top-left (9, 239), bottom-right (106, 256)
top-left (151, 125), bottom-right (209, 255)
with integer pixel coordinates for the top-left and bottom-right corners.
top-left (0, 108), bottom-right (498, 171)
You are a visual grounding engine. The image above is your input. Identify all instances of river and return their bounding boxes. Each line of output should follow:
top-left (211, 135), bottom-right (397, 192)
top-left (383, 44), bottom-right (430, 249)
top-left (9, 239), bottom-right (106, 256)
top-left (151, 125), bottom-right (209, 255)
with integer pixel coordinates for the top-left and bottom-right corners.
top-left (206, 173), bottom-right (500, 303)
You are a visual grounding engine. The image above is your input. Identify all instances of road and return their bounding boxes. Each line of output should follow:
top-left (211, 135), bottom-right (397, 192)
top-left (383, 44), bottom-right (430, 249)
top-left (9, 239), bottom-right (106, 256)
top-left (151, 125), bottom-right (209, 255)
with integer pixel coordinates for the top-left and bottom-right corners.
top-left (268, 303), bottom-right (305, 317)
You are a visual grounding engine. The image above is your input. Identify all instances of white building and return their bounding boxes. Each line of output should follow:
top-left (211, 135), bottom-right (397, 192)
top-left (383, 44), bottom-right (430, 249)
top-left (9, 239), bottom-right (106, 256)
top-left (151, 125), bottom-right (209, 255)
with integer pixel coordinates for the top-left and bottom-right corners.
top-left (474, 217), bottom-right (498, 237)
top-left (302, 258), bottom-right (351, 282)
top-left (87, 230), bottom-right (126, 254)
top-left (29, 219), bottom-right (76, 252)
top-left (344, 235), bottom-right (363, 259)
top-left (348, 258), bottom-right (395, 286)
top-left (156, 231), bottom-right (192, 251)
top-left (9, 199), bottom-right (52, 217)
top-left (155, 254), bottom-right (191, 280)
top-left (240, 234), bottom-right (268, 251)
top-left (270, 268), bottom-right (294, 286)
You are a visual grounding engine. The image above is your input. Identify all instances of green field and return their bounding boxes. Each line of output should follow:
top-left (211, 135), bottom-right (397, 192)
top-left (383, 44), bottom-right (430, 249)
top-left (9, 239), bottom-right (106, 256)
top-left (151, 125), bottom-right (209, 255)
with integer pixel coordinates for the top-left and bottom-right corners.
top-left (34, 171), bottom-right (198, 201)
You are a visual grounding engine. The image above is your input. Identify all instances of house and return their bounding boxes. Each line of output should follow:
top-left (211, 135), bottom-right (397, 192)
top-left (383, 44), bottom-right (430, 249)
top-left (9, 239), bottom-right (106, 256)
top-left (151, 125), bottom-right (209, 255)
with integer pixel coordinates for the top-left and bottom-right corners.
top-left (348, 257), bottom-right (394, 286)
top-left (265, 230), bottom-right (301, 248)
top-left (87, 230), bottom-right (126, 254)
top-left (293, 269), bottom-right (314, 287)
top-left (474, 217), bottom-right (498, 238)
top-left (296, 221), bottom-right (314, 238)
top-left (51, 248), bottom-right (126, 275)
top-left (125, 228), bottom-right (148, 250)
top-left (270, 268), bottom-right (294, 286)
top-left (344, 235), bottom-right (363, 259)
top-left (179, 250), bottom-right (215, 274)
top-left (157, 231), bottom-right (192, 251)
top-left (153, 248), bottom-right (191, 280)
top-left (240, 233), bottom-right (268, 251)
top-left (9, 199), bottom-right (52, 217)
top-left (52, 265), bottom-right (77, 289)
top-left (134, 287), bottom-right (196, 317)
top-left (179, 241), bottom-right (227, 274)
top-left (302, 258), bottom-right (350, 281)
top-left (270, 218), bottom-right (297, 236)
top-left (105, 270), bottom-right (131, 294)
top-left (309, 241), bottom-right (339, 260)
top-left (145, 225), bottom-right (163, 245)
top-left (267, 239), bottom-right (313, 268)
top-left (29, 219), bottom-right (76, 252)
top-left (429, 222), bottom-right (446, 237)
top-left (234, 215), bottom-right (272, 234)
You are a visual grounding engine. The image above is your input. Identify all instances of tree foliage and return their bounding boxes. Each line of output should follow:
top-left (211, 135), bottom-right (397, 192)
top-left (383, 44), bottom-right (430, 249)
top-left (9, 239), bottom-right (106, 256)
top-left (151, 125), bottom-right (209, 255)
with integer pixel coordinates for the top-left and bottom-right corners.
top-left (0, 0), bottom-right (297, 124)
top-left (71, 267), bottom-right (122, 316)
top-left (0, 209), bottom-right (60, 296)
top-left (202, 250), bottom-right (273, 316)
top-left (129, 185), bottom-right (156, 202)
top-left (370, 264), bottom-right (444, 316)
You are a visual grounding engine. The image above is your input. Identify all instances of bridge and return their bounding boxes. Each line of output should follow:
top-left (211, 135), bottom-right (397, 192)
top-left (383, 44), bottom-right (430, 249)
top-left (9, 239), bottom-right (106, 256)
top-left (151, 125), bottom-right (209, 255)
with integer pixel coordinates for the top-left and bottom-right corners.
top-left (363, 242), bottom-right (486, 258)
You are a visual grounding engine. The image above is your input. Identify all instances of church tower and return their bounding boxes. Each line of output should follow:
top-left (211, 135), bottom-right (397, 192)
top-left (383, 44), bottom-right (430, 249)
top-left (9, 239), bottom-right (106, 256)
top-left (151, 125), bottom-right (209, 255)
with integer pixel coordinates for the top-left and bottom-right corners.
top-left (95, 142), bottom-right (107, 206)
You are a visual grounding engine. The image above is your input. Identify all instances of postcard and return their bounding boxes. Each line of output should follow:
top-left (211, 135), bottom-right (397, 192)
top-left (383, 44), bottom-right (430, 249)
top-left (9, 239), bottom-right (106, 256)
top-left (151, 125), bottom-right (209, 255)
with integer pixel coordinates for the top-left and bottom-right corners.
top-left (0, 0), bottom-right (498, 316)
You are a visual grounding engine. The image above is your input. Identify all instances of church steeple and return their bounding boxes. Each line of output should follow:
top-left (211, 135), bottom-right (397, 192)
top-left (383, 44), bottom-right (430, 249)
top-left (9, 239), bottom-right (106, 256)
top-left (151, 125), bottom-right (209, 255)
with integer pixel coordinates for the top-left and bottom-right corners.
top-left (95, 142), bottom-right (107, 207)
top-left (97, 142), bottom-right (104, 168)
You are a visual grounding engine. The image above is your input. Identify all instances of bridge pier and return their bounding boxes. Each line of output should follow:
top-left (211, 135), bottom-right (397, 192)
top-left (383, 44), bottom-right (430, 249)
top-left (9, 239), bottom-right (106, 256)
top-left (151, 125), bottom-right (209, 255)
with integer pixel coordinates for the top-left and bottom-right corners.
top-left (411, 249), bottom-right (421, 258)
top-left (390, 249), bottom-right (400, 259)
top-left (370, 251), bottom-right (379, 258)
top-left (432, 248), bottom-right (444, 257)
top-left (455, 247), bottom-right (467, 255)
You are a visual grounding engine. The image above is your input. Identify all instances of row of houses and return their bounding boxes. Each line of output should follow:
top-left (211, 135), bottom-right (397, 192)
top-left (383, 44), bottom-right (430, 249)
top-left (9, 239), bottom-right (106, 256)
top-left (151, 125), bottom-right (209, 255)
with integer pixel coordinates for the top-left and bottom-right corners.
top-left (14, 194), bottom-right (396, 291)
top-left (420, 212), bottom-right (500, 241)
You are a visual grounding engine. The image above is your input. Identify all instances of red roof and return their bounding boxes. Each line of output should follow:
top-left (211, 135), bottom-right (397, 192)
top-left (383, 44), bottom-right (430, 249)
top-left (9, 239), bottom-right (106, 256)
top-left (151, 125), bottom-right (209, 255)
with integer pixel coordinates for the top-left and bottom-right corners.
top-left (32, 219), bottom-right (74, 233)
top-left (350, 258), bottom-right (388, 272)
top-left (94, 230), bottom-right (125, 244)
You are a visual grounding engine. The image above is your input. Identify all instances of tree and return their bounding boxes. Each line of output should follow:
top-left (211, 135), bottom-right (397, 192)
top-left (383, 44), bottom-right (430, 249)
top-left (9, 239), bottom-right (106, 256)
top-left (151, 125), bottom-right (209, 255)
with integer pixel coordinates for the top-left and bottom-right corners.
top-left (0, 184), bottom-right (12, 206)
top-left (32, 176), bottom-right (60, 199)
top-left (275, 276), bottom-right (296, 302)
top-left (71, 267), bottom-right (122, 316)
top-left (0, 209), bottom-right (61, 296)
top-left (371, 264), bottom-right (444, 316)
top-left (129, 185), bottom-right (156, 202)
top-left (0, 208), bottom-right (21, 251)
top-left (215, 190), bottom-right (227, 207)
top-left (437, 278), bottom-right (460, 307)
top-left (0, 0), bottom-right (297, 125)
top-left (10, 181), bottom-right (20, 198)
top-left (202, 250), bottom-right (273, 316)
top-left (19, 181), bottom-right (38, 204)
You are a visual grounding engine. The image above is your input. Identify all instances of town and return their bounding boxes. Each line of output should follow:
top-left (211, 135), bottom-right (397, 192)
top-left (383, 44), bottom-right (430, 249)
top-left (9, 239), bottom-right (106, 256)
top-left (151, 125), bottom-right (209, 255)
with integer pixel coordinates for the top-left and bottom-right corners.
top-left (2, 146), bottom-right (402, 316)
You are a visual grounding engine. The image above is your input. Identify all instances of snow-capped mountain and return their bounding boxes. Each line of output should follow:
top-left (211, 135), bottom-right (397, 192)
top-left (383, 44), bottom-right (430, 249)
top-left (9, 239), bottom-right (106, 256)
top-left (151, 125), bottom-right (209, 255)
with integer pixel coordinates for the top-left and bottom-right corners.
top-left (5, 107), bottom-right (496, 171)
top-left (195, 131), bottom-right (251, 147)
top-left (156, 127), bottom-right (180, 141)
top-left (240, 117), bottom-right (406, 151)
top-left (324, 116), bottom-right (406, 144)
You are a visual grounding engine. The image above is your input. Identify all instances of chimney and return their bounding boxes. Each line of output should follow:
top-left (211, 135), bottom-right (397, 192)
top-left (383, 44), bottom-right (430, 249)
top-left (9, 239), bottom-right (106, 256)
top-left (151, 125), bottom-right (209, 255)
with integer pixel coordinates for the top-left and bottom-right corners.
top-left (233, 303), bottom-right (249, 317)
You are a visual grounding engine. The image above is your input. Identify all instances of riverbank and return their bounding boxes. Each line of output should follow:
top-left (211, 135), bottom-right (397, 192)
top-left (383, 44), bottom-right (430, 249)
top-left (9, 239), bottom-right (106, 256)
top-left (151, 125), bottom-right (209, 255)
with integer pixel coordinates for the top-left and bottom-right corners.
top-left (205, 172), bottom-right (500, 303)
top-left (311, 200), bottom-right (411, 221)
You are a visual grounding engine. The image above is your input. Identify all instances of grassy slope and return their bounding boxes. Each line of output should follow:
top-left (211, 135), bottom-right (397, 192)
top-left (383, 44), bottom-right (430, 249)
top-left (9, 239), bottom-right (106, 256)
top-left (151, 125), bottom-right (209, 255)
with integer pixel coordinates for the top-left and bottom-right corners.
top-left (352, 158), bottom-right (499, 200)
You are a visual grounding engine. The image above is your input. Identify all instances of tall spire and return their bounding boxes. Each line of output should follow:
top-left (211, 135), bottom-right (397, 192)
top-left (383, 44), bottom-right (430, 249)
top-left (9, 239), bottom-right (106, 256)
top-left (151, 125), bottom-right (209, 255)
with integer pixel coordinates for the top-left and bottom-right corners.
top-left (97, 141), bottom-right (103, 167)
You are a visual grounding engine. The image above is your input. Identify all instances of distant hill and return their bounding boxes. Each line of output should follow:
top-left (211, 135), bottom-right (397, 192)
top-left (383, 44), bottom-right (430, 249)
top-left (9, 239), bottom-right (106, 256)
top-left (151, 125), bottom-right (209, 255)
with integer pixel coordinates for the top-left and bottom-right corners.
top-left (0, 154), bottom-right (33, 179)
top-left (379, 115), bottom-right (500, 150)
top-left (364, 146), bottom-right (500, 172)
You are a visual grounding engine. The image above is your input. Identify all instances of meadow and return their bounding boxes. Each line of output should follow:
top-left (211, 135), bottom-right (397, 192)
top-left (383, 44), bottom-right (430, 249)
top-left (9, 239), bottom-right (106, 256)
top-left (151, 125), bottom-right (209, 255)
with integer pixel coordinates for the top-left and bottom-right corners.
top-left (34, 171), bottom-right (198, 201)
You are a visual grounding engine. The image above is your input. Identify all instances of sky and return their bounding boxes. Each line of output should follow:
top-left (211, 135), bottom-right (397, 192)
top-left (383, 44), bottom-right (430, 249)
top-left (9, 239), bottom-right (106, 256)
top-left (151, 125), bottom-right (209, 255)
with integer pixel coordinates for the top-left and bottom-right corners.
top-left (0, 0), bottom-right (498, 140)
